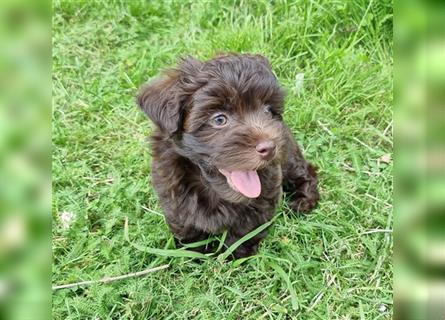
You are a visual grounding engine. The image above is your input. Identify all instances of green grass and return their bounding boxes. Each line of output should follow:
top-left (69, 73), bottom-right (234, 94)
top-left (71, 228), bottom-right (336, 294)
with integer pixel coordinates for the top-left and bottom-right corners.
top-left (52, 0), bottom-right (393, 318)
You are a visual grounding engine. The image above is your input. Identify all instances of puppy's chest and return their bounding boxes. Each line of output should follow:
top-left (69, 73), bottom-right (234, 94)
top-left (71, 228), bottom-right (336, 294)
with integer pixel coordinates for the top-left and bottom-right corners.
top-left (200, 172), bottom-right (283, 233)
top-left (196, 194), bottom-right (280, 233)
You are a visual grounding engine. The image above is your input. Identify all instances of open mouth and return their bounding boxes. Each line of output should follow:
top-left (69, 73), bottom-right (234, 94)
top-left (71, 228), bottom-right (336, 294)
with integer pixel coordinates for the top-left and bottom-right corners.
top-left (218, 169), bottom-right (261, 198)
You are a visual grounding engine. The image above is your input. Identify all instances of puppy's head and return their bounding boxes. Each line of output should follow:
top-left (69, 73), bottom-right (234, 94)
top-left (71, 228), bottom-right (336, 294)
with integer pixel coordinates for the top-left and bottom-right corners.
top-left (138, 54), bottom-right (286, 199)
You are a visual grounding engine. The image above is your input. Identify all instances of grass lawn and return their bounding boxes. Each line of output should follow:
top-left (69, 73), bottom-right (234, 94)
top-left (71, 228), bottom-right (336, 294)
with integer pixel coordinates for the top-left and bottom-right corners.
top-left (52, 0), bottom-right (393, 318)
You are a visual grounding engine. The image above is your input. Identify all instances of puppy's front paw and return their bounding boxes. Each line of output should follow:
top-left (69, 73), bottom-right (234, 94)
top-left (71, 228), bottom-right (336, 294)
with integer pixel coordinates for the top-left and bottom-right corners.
top-left (231, 243), bottom-right (259, 260)
top-left (289, 196), bottom-right (318, 213)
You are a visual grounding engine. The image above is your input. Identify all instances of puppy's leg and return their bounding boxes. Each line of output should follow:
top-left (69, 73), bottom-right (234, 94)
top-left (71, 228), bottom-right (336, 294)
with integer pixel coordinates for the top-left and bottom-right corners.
top-left (169, 223), bottom-right (214, 254)
top-left (282, 126), bottom-right (320, 213)
top-left (225, 229), bottom-right (268, 259)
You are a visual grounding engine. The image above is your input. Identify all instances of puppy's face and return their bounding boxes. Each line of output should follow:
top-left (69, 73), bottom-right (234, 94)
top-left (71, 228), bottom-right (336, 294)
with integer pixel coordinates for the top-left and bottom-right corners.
top-left (138, 54), bottom-right (286, 199)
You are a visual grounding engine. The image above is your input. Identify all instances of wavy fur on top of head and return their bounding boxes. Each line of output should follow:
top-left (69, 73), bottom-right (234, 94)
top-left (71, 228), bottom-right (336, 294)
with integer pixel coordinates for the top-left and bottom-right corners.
top-left (137, 53), bottom-right (319, 258)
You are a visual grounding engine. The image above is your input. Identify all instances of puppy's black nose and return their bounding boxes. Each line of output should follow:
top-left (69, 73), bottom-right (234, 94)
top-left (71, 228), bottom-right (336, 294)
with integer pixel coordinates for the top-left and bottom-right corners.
top-left (255, 140), bottom-right (276, 160)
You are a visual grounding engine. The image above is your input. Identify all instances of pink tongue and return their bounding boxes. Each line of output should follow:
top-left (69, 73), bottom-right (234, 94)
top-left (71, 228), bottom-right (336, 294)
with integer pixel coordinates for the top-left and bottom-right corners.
top-left (230, 170), bottom-right (261, 198)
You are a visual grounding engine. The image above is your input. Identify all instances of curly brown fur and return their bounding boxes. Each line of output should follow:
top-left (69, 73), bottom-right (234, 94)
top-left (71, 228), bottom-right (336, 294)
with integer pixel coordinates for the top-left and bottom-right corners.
top-left (137, 53), bottom-right (319, 259)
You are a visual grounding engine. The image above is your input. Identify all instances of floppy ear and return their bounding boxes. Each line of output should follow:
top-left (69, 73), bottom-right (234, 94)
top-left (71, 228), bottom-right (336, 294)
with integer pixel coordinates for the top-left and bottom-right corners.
top-left (250, 54), bottom-right (273, 71)
top-left (137, 71), bottom-right (181, 135)
top-left (137, 57), bottom-right (203, 135)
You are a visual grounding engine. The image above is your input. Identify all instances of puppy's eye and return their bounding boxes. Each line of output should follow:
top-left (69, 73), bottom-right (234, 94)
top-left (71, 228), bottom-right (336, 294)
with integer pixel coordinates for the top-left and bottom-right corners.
top-left (264, 105), bottom-right (273, 114)
top-left (212, 114), bottom-right (228, 126)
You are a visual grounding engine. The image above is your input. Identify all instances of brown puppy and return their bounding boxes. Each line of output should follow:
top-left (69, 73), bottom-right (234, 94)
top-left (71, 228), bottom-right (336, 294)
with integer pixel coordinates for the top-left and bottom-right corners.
top-left (137, 54), bottom-right (319, 258)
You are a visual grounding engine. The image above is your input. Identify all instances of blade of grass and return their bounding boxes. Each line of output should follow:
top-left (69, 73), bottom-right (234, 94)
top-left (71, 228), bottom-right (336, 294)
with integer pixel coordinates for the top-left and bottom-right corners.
top-left (214, 229), bottom-right (228, 254)
top-left (124, 217), bottom-right (209, 259)
top-left (269, 261), bottom-right (299, 311)
top-left (220, 212), bottom-right (281, 260)
top-left (179, 237), bottom-right (216, 249)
